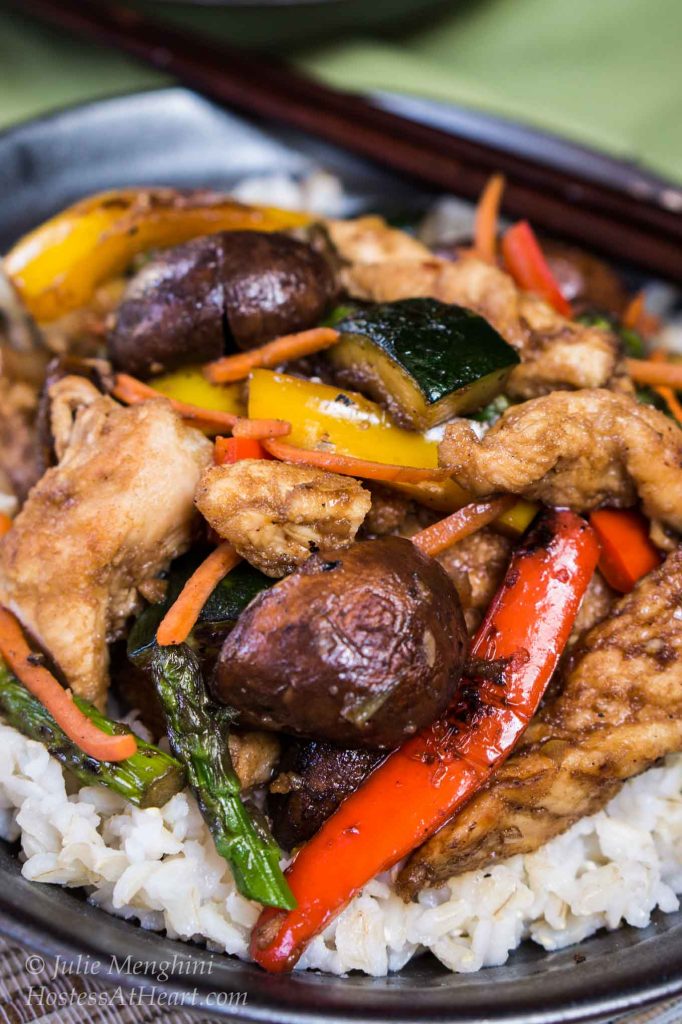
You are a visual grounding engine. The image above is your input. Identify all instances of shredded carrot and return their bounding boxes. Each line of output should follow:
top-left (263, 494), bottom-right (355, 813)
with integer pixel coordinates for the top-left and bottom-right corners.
top-left (204, 328), bottom-right (340, 384)
top-left (412, 496), bottom-right (517, 557)
top-left (0, 514), bottom-right (12, 538)
top-left (112, 373), bottom-right (239, 433)
top-left (232, 418), bottom-right (291, 440)
top-left (647, 350), bottom-right (682, 426)
top-left (626, 358), bottom-right (682, 391)
top-left (474, 174), bottom-right (505, 264)
top-left (0, 607), bottom-right (137, 762)
top-left (156, 543), bottom-right (241, 646)
top-left (623, 292), bottom-right (645, 331)
top-left (263, 439), bottom-right (451, 484)
top-left (622, 290), bottom-right (661, 338)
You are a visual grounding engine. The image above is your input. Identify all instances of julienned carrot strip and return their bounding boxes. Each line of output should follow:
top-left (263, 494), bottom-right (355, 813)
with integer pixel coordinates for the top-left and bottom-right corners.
top-left (622, 291), bottom-right (661, 338)
top-left (589, 509), bottom-right (660, 593)
top-left (156, 543), bottom-right (241, 646)
top-left (502, 220), bottom-right (572, 318)
top-left (626, 358), bottom-right (682, 390)
top-left (0, 514), bottom-right (12, 538)
top-left (204, 328), bottom-right (340, 384)
top-left (214, 436), bottom-right (271, 464)
top-left (646, 350), bottom-right (682, 427)
top-left (251, 509), bottom-right (599, 973)
top-left (232, 418), bottom-right (291, 440)
top-left (0, 607), bottom-right (137, 762)
top-left (412, 496), bottom-right (516, 557)
top-left (263, 439), bottom-right (451, 484)
top-left (112, 373), bottom-right (239, 433)
top-left (657, 387), bottom-right (682, 426)
top-left (474, 174), bottom-right (505, 264)
top-left (623, 292), bottom-right (645, 331)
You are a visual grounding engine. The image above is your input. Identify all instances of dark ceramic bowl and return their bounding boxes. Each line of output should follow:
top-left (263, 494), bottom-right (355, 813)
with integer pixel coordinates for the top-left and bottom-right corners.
top-left (0, 87), bottom-right (680, 1022)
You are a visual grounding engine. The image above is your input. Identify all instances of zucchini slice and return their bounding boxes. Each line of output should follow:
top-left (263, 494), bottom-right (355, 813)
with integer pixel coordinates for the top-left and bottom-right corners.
top-left (128, 553), bottom-right (271, 667)
top-left (330, 299), bottom-right (519, 429)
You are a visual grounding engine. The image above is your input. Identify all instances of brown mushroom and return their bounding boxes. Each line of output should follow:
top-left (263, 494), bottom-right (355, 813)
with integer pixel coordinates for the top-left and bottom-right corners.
top-left (212, 537), bottom-right (468, 749)
top-left (108, 231), bottom-right (337, 378)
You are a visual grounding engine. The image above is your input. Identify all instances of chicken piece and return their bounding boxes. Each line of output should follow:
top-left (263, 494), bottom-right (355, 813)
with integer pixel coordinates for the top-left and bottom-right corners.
top-left (566, 570), bottom-right (615, 650)
top-left (228, 730), bottom-right (280, 790)
top-left (328, 215), bottom-right (621, 399)
top-left (48, 373), bottom-right (102, 460)
top-left (0, 376), bottom-right (41, 504)
top-left (326, 216), bottom-right (432, 265)
top-left (510, 292), bottom-right (628, 399)
top-left (437, 528), bottom-right (512, 634)
top-left (440, 389), bottom-right (682, 532)
top-left (0, 381), bottom-right (212, 705)
top-left (398, 545), bottom-right (682, 897)
top-left (195, 459), bottom-right (371, 578)
top-left (361, 482), bottom-right (427, 539)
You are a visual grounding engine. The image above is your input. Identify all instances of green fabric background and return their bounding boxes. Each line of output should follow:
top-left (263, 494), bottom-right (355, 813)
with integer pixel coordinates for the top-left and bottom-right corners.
top-left (1, 1), bottom-right (680, 182)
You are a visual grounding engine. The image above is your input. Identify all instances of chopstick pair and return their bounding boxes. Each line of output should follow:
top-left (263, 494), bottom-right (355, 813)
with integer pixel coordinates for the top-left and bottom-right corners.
top-left (13, 0), bottom-right (682, 282)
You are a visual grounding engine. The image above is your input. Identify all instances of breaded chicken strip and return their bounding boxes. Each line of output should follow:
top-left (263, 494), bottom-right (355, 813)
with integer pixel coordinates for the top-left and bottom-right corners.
top-left (0, 380), bottom-right (212, 705)
top-left (398, 545), bottom-right (682, 897)
top-left (195, 459), bottom-right (371, 577)
top-left (437, 528), bottom-right (513, 634)
top-left (326, 216), bottom-right (622, 400)
top-left (440, 389), bottom-right (682, 532)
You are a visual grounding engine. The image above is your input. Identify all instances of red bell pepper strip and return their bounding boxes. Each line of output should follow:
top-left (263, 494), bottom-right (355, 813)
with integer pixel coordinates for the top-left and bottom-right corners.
top-left (502, 220), bottom-right (572, 318)
top-left (589, 509), bottom-right (660, 593)
top-left (251, 509), bottom-right (599, 972)
top-left (214, 436), bottom-right (271, 464)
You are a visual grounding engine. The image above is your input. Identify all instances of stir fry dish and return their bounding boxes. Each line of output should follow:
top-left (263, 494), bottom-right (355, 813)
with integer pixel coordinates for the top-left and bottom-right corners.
top-left (0, 175), bottom-right (681, 976)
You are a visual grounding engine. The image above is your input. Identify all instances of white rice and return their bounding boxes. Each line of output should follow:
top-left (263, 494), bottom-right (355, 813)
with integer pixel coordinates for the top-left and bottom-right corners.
top-left (1, 719), bottom-right (681, 976)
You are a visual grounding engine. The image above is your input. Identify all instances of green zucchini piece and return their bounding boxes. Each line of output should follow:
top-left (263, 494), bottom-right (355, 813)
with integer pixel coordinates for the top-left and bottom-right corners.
top-left (128, 553), bottom-right (271, 668)
top-left (331, 298), bottom-right (520, 429)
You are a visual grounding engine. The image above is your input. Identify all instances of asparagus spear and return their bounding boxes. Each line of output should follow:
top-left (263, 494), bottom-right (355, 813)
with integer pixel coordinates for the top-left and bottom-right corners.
top-left (151, 644), bottom-right (295, 910)
top-left (0, 660), bottom-right (186, 808)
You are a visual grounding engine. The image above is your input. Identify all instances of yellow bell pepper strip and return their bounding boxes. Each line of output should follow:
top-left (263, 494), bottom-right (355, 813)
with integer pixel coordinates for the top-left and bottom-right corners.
top-left (248, 369), bottom-right (440, 469)
top-left (248, 368), bottom-right (470, 507)
top-left (5, 188), bottom-right (311, 323)
top-left (494, 499), bottom-right (540, 538)
top-left (150, 366), bottom-right (246, 418)
top-left (112, 373), bottom-right (239, 435)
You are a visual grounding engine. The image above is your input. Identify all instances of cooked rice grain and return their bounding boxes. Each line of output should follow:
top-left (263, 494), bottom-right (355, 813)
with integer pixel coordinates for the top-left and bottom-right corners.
top-left (1, 720), bottom-right (681, 976)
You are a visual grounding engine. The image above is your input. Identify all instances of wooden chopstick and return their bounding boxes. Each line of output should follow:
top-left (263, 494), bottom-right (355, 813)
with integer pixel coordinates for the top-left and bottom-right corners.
top-left (12, 0), bottom-right (682, 281)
